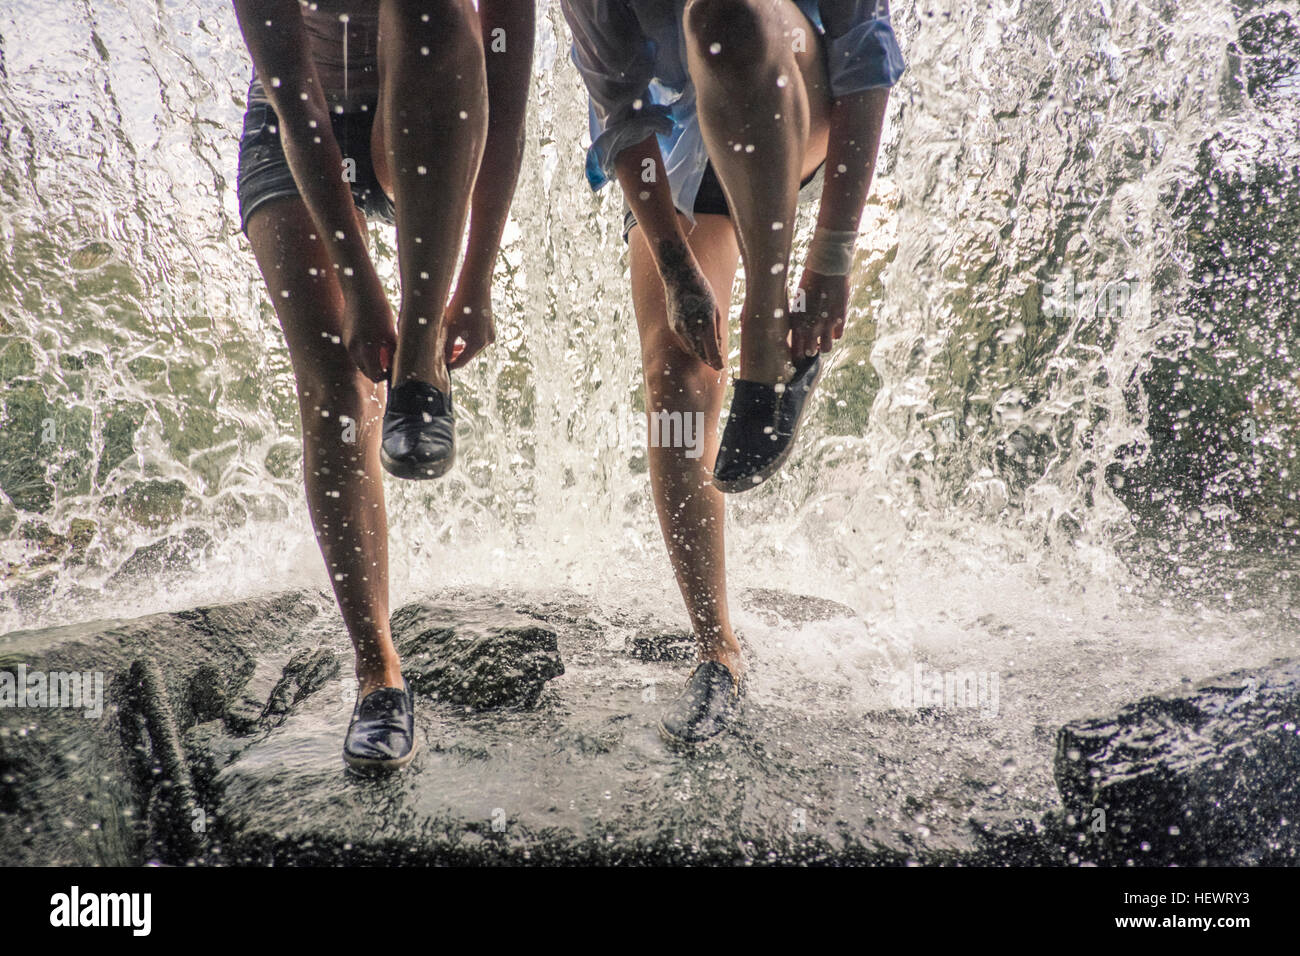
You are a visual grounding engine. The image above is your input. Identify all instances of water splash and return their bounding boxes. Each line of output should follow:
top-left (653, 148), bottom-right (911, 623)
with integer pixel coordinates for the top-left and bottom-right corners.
top-left (1, 1), bottom-right (1297, 711)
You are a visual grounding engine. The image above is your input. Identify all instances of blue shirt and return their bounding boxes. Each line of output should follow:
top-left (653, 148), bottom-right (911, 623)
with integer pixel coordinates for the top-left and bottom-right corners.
top-left (560, 0), bottom-right (906, 217)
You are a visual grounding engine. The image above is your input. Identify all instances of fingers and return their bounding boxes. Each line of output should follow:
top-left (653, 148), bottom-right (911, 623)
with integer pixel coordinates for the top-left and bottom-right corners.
top-left (670, 320), bottom-right (724, 370)
top-left (444, 325), bottom-right (495, 369)
top-left (350, 341), bottom-right (390, 384)
top-left (702, 312), bottom-right (725, 370)
top-left (792, 316), bottom-right (828, 359)
top-left (791, 322), bottom-right (812, 360)
top-left (791, 315), bottom-right (842, 358)
top-left (447, 338), bottom-right (479, 369)
top-left (699, 322), bottom-right (725, 370)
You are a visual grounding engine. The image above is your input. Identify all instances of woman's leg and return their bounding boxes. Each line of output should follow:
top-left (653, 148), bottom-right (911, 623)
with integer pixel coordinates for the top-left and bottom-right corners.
top-left (629, 213), bottom-right (744, 676)
top-left (375, 0), bottom-right (488, 393)
top-left (683, 0), bottom-right (831, 385)
top-left (247, 198), bottom-right (402, 700)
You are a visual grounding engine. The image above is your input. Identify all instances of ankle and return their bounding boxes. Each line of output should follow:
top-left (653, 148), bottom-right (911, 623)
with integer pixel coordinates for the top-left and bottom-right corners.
top-left (355, 659), bottom-right (404, 699)
top-left (699, 641), bottom-right (744, 680)
top-left (392, 358), bottom-right (451, 395)
top-left (738, 351), bottom-right (791, 385)
top-left (738, 309), bottom-right (792, 384)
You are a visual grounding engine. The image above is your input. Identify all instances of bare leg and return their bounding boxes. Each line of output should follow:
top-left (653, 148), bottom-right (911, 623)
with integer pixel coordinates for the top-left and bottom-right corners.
top-left (247, 199), bottom-right (401, 699)
top-left (683, 0), bottom-right (831, 384)
top-left (630, 213), bottom-right (745, 675)
top-left (375, 0), bottom-right (488, 393)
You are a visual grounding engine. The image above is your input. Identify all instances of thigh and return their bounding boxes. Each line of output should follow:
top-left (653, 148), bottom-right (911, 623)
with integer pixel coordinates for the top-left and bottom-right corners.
top-left (776, 0), bottom-right (833, 178)
top-left (245, 197), bottom-right (366, 389)
top-left (628, 213), bottom-right (740, 386)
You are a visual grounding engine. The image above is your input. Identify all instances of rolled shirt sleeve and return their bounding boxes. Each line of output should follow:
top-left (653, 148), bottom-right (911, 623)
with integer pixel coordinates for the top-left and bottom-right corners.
top-left (562, 0), bottom-right (675, 190)
top-left (818, 0), bottom-right (906, 97)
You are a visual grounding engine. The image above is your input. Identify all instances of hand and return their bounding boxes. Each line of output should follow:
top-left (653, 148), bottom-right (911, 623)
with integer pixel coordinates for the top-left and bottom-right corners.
top-left (342, 283), bottom-right (397, 382)
top-left (658, 239), bottom-right (725, 370)
top-left (792, 267), bottom-right (850, 359)
top-left (443, 281), bottom-right (497, 370)
top-left (665, 290), bottom-right (726, 371)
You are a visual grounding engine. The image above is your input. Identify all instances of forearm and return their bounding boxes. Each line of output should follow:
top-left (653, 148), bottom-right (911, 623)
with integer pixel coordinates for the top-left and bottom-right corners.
top-left (615, 135), bottom-right (689, 257)
top-left (460, 0), bottom-right (535, 289)
top-left (815, 87), bottom-right (889, 236)
top-left (232, 0), bottom-right (379, 300)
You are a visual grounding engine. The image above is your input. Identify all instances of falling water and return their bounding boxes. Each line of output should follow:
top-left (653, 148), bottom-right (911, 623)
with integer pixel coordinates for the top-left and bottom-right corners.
top-left (1, 0), bottom-right (1299, 732)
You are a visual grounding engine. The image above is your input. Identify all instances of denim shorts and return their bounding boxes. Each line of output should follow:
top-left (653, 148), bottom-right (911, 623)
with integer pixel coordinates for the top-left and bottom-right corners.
top-left (621, 161), bottom-right (825, 242)
top-left (235, 76), bottom-right (395, 234)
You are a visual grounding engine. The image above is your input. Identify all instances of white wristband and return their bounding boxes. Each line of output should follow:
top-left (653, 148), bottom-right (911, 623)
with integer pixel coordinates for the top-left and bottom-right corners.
top-left (805, 227), bottom-right (858, 276)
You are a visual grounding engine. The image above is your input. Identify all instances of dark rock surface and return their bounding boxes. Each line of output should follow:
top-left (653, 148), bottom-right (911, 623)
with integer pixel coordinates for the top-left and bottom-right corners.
top-left (393, 602), bottom-right (563, 709)
top-left (1055, 659), bottom-right (1300, 865)
top-left (1, 587), bottom-right (1296, 866)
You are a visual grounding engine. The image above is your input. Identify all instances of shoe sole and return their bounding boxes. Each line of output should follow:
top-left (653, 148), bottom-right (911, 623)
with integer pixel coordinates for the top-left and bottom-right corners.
top-left (343, 737), bottom-right (420, 776)
top-left (380, 446), bottom-right (455, 481)
top-left (712, 361), bottom-right (824, 495)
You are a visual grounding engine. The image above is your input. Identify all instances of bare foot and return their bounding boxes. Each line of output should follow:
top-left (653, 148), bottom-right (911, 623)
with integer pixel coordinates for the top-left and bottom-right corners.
top-left (657, 238), bottom-right (724, 370)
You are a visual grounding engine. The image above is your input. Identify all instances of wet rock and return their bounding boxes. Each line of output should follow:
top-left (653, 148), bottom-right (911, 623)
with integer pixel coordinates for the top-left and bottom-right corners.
top-left (185, 661), bottom-right (240, 725)
top-left (625, 629), bottom-right (695, 662)
top-left (5, 586), bottom-right (1298, 866)
top-left (0, 590), bottom-right (326, 865)
top-left (741, 588), bottom-right (857, 626)
top-left (118, 659), bottom-right (204, 864)
top-left (106, 527), bottom-right (213, 588)
top-left (1054, 659), bottom-right (1300, 864)
top-left (392, 600), bottom-right (564, 709)
top-left (223, 656), bottom-right (294, 735)
top-left (260, 648), bottom-right (339, 728)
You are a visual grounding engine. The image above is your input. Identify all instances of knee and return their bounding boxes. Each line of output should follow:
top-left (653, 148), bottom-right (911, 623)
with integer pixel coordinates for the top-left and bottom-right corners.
top-left (295, 366), bottom-right (377, 439)
top-left (684, 0), bottom-right (773, 69)
top-left (643, 336), bottom-right (722, 402)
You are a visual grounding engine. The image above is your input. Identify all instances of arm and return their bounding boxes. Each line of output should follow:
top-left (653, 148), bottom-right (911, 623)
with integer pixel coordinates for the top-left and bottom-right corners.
top-left (794, 0), bottom-right (903, 357)
top-left (232, 0), bottom-right (394, 379)
top-left (445, 0), bottom-right (535, 369)
top-left (559, 0), bottom-right (723, 366)
top-left (614, 135), bottom-right (725, 369)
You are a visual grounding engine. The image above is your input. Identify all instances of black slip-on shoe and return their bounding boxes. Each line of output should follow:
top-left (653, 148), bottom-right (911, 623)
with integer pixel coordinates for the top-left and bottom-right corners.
top-left (712, 353), bottom-right (823, 493)
top-left (343, 678), bottom-right (418, 775)
top-left (381, 380), bottom-right (455, 480)
top-left (657, 660), bottom-right (744, 747)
